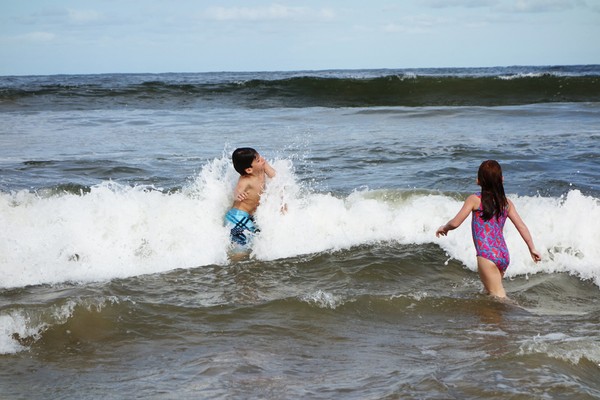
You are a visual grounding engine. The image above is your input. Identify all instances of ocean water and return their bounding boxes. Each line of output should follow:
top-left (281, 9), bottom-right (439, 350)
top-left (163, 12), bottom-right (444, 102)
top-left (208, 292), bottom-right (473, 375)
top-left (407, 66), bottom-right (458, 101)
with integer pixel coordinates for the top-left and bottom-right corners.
top-left (1, 66), bottom-right (600, 399)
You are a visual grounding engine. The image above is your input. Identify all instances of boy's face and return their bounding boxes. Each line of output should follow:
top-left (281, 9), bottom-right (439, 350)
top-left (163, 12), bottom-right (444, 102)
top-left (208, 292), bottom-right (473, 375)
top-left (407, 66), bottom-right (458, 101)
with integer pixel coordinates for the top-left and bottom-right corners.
top-left (246, 153), bottom-right (265, 173)
top-left (254, 153), bottom-right (266, 168)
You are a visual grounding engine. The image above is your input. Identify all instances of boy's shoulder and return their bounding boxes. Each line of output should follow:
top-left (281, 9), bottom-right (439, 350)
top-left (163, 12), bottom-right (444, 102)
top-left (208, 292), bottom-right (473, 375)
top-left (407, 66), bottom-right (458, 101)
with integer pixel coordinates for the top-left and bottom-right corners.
top-left (247, 169), bottom-right (267, 179)
top-left (238, 172), bottom-right (262, 186)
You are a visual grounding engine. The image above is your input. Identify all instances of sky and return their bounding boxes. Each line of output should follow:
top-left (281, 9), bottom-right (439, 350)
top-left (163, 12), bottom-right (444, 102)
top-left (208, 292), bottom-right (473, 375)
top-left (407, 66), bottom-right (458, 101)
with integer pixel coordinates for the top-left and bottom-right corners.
top-left (1, 0), bottom-right (599, 76)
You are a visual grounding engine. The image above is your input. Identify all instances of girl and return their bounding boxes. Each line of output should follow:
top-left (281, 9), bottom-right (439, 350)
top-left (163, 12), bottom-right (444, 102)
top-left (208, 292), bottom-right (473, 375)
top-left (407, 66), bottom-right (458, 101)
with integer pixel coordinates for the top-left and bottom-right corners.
top-left (436, 160), bottom-right (541, 298)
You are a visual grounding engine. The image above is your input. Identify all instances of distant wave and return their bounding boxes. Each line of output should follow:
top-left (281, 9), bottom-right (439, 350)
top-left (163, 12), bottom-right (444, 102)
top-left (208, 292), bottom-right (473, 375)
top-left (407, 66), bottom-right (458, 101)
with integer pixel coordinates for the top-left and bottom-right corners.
top-left (1, 66), bottom-right (599, 110)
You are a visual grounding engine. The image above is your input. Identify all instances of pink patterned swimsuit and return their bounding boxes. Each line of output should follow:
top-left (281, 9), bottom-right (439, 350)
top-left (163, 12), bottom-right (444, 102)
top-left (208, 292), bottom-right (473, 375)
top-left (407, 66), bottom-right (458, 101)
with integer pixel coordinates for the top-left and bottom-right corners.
top-left (471, 193), bottom-right (510, 273)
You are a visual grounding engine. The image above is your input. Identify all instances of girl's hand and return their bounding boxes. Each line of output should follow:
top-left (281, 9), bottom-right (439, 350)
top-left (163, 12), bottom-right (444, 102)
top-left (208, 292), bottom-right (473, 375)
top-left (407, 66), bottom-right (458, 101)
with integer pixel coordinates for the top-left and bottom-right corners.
top-left (436, 225), bottom-right (448, 237)
top-left (530, 248), bottom-right (542, 263)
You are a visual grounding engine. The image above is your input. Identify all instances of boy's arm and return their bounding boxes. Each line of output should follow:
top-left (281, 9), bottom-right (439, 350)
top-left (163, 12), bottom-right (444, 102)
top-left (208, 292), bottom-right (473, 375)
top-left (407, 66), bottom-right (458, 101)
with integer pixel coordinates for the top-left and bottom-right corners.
top-left (436, 194), bottom-right (479, 237)
top-left (507, 199), bottom-right (542, 262)
top-left (264, 161), bottom-right (276, 178)
top-left (233, 178), bottom-right (250, 201)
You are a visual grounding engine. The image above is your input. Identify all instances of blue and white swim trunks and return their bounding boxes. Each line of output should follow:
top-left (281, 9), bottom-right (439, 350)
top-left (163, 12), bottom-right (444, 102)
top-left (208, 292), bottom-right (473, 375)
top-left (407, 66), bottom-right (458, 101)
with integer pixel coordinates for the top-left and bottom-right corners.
top-left (224, 208), bottom-right (260, 247)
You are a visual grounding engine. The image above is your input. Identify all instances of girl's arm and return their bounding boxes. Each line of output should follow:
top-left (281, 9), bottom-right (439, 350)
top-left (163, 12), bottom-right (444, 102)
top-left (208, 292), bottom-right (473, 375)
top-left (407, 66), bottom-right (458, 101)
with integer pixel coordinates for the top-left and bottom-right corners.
top-left (436, 194), bottom-right (479, 237)
top-left (507, 199), bottom-right (542, 262)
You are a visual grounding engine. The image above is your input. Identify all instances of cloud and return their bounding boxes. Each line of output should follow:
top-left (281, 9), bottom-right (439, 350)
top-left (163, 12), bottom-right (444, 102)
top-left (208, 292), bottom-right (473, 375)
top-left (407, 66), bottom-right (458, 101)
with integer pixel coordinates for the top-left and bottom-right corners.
top-left (67, 9), bottom-right (105, 24)
top-left (3, 31), bottom-right (58, 43)
top-left (426, 0), bottom-right (496, 8)
top-left (383, 14), bottom-right (449, 34)
top-left (204, 4), bottom-right (334, 21)
top-left (383, 23), bottom-right (426, 34)
top-left (512, 0), bottom-right (584, 13)
top-left (425, 0), bottom-right (587, 13)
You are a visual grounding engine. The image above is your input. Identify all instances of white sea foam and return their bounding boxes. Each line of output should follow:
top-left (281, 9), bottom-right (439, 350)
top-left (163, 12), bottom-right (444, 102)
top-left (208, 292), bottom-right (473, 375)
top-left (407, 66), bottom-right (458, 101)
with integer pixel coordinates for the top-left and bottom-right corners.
top-left (300, 290), bottom-right (345, 309)
top-left (0, 296), bottom-right (123, 355)
top-left (518, 332), bottom-right (600, 365)
top-left (0, 300), bottom-right (76, 355)
top-left (1, 157), bottom-right (599, 290)
top-left (0, 312), bottom-right (36, 354)
top-left (498, 72), bottom-right (546, 80)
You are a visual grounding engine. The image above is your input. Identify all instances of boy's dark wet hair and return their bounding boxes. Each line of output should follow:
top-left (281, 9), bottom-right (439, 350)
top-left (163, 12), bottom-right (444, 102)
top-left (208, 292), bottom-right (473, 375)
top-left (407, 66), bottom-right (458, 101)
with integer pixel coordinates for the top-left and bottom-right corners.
top-left (232, 147), bottom-right (258, 176)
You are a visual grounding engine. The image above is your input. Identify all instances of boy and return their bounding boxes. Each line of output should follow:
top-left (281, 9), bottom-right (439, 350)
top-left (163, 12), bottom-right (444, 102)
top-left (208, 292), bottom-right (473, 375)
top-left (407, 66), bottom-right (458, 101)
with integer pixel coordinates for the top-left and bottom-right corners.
top-left (225, 147), bottom-right (276, 247)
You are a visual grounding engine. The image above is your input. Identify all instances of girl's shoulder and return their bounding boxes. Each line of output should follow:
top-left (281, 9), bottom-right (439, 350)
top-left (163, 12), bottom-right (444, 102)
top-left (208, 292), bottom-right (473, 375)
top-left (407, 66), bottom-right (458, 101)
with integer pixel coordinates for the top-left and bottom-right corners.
top-left (506, 198), bottom-right (514, 212)
top-left (466, 193), bottom-right (482, 210)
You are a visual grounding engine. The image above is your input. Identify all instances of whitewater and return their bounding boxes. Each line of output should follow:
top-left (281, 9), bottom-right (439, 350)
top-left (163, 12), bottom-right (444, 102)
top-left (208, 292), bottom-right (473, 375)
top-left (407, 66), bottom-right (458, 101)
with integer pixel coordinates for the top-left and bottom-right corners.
top-left (2, 157), bottom-right (598, 289)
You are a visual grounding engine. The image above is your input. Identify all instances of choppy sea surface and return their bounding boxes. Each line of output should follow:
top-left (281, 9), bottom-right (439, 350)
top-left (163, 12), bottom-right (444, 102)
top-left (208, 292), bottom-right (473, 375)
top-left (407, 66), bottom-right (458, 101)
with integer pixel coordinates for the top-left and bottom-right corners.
top-left (1, 66), bottom-right (600, 399)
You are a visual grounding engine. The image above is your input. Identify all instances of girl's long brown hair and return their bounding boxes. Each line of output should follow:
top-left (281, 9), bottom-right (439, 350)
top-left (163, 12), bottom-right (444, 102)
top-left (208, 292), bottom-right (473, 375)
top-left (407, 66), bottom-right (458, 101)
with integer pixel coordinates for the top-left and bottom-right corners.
top-left (478, 160), bottom-right (508, 221)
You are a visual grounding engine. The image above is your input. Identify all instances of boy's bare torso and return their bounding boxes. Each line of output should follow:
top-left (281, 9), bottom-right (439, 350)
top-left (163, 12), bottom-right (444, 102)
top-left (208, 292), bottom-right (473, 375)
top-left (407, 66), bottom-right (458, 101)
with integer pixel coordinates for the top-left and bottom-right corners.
top-left (232, 173), bottom-right (266, 215)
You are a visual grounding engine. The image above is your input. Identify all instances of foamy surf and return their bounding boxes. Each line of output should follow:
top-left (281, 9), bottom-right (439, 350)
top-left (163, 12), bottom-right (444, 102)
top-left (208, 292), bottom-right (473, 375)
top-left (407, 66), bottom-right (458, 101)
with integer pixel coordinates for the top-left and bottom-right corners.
top-left (1, 157), bottom-right (599, 290)
top-left (0, 296), bottom-right (124, 355)
top-left (518, 332), bottom-right (600, 365)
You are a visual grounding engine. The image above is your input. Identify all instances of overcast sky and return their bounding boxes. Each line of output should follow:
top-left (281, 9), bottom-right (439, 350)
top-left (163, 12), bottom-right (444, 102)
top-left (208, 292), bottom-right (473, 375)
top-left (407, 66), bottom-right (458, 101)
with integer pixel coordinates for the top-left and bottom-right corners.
top-left (1, 0), bottom-right (599, 75)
